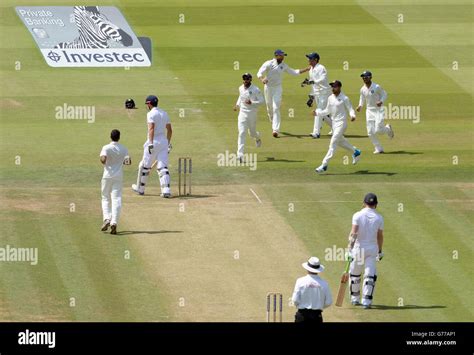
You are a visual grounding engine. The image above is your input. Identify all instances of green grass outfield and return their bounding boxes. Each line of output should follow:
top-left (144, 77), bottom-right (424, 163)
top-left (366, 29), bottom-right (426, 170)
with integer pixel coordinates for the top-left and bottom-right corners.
top-left (0, 0), bottom-right (472, 322)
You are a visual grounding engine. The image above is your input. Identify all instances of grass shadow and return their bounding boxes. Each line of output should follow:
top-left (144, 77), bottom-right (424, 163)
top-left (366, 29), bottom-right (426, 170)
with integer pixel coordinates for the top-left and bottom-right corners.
top-left (384, 151), bottom-right (423, 155)
top-left (116, 230), bottom-right (183, 236)
top-left (369, 304), bottom-right (446, 310)
top-left (260, 157), bottom-right (306, 163)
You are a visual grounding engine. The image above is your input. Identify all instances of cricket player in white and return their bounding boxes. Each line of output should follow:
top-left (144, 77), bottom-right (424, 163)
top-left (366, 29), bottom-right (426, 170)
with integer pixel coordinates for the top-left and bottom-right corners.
top-left (233, 73), bottom-right (264, 161)
top-left (257, 49), bottom-right (310, 138)
top-left (356, 71), bottom-right (394, 154)
top-left (315, 80), bottom-right (361, 173)
top-left (292, 257), bottom-right (332, 323)
top-left (132, 95), bottom-right (173, 197)
top-left (303, 52), bottom-right (333, 138)
top-left (100, 129), bottom-right (130, 235)
top-left (347, 193), bottom-right (384, 309)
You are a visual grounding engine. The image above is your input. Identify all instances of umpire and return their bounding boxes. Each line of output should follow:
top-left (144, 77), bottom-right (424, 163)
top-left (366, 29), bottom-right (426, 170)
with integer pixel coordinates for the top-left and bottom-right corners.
top-left (291, 257), bottom-right (332, 323)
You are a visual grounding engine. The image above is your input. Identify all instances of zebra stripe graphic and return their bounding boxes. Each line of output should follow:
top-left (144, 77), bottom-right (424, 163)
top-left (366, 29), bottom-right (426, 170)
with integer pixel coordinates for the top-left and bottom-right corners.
top-left (55, 6), bottom-right (132, 49)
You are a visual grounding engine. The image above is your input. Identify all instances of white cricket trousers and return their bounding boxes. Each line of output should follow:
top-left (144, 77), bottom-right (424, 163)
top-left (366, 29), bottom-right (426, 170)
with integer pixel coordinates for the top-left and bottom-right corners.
top-left (349, 244), bottom-right (378, 306)
top-left (237, 111), bottom-right (260, 157)
top-left (136, 139), bottom-right (170, 194)
top-left (366, 108), bottom-right (390, 152)
top-left (101, 177), bottom-right (122, 225)
top-left (312, 92), bottom-right (332, 135)
top-left (322, 120), bottom-right (355, 166)
top-left (264, 85), bottom-right (282, 133)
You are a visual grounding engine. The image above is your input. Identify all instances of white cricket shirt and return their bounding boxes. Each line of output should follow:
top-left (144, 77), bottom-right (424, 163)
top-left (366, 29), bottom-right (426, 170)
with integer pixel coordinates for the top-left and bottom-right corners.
top-left (359, 82), bottom-right (387, 110)
top-left (100, 142), bottom-right (129, 179)
top-left (257, 59), bottom-right (300, 87)
top-left (291, 274), bottom-right (332, 310)
top-left (236, 84), bottom-right (265, 113)
top-left (317, 92), bottom-right (355, 123)
top-left (352, 207), bottom-right (384, 248)
top-left (147, 107), bottom-right (170, 143)
top-left (308, 63), bottom-right (331, 96)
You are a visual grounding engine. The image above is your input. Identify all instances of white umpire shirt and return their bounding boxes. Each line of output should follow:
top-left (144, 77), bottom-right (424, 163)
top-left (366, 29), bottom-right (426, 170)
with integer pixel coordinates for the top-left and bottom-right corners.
top-left (359, 82), bottom-right (387, 110)
top-left (236, 84), bottom-right (265, 113)
top-left (308, 63), bottom-right (331, 96)
top-left (100, 142), bottom-right (128, 180)
top-left (317, 92), bottom-right (355, 123)
top-left (257, 59), bottom-right (300, 87)
top-left (147, 107), bottom-right (170, 143)
top-left (292, 274), bottom-right (332, 310)
top-left (352, 207), bottom-right (384, 248)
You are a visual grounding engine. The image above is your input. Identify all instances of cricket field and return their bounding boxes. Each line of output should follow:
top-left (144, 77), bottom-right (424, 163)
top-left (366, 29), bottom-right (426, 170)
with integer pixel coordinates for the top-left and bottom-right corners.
top-left (0, 0), bottom-right (472, 322)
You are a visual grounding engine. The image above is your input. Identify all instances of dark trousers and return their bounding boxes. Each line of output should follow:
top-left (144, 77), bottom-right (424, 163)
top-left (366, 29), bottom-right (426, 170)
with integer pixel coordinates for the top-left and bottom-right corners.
top-left (295, 309), bottom-right (323, 323)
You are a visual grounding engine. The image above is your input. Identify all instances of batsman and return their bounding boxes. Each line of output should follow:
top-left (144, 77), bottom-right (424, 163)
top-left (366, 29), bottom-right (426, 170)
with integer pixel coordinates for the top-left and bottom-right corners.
top-left (346, 193), bottom-right (385, 309)
top-left (132, 95), bottom-right (173, 197)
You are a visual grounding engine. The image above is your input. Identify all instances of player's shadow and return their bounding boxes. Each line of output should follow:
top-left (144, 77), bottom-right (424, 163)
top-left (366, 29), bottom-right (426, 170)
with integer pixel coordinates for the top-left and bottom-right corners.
top-left (279, 132), bottom-right (310, 139)
top-left (117, 230), bottom-right (183, 236)
top-left (369, 304), bottom-right (446, 310)
top-left (344, 135), bottom-right (370, 138)
top-left (325, 170), bottom-right (397, 176)
top-left (144, 194), bottom-right (216, 199)
top-left (260, 157), bottom-right (306, 163)
top-left (384, 151), bottom-right (423, 155)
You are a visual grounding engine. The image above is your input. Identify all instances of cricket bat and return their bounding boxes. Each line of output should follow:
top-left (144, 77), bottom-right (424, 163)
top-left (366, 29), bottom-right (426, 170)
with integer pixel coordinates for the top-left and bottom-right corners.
top-left (335, 259), bottom-right (351, 307)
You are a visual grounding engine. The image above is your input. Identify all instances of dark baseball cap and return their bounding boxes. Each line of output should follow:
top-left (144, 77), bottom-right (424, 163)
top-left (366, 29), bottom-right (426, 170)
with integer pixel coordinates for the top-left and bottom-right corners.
top-left (242, 73), bottom-right (252, 80)
top-left (306, 52), bottom-right (320, 60)
top-left (329, 80), bottom-right (342, 87)
top-left (360, 70), bottom-right (372, 77)
top-left (364, 193), bottom-right (378, 205)
top-left (274, 49), bottom-right (287, 56)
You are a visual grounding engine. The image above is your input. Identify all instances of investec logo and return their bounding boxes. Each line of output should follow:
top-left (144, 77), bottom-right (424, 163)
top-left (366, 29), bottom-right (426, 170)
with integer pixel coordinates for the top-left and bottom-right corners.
top-left (43, 48), bottom-right (149, 67)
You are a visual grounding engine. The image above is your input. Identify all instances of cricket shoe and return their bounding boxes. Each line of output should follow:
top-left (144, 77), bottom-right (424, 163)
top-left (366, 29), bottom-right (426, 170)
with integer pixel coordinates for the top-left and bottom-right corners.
top-left (161, 193), bottom-right (171, 198)
top-left (351, 300), bottom-right (361, 306)
top-left (101, 219), bottom-right (110, 232)
top-left (256, 138), bottom-right (262, 148)
top-left (310, 133), bottom-right (320, 139)
top-left (386, 124), bottom-right (394, 139)
top-left (362, 304), bottom-right (371, 310)
top-left (131, 184), bottom-right (144, 195)
top-left (352, 149), bottom-right (361, 164)
top-left (110, 224), bottom-right (117, 235)
top-left (373, 150), bottom-right (384, 154)
top-left (272, 131), bottom-right (279, 138)
top-left (315, 164), bottom-right (327, 174)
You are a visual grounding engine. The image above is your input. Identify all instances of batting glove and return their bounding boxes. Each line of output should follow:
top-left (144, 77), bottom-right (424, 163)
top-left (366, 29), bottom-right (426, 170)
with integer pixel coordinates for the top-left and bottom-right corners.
top-left (345, 251), bottom-right (354, 262)
top-left (147, 144), bottom-right (154, 154)
top-left (306, 95), bottom-right (314, 107)
top-left (376, 251), bottom-right (384, 262)
top-left (168, 143), bottom-right (172, 154)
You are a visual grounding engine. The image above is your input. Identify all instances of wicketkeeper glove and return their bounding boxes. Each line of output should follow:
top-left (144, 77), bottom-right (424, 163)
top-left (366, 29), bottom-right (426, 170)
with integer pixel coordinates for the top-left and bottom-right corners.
top-left (168, 143), bottom-right (172, 154)
top-left (376, 251), bottom-right (384, 262)
top-left (307, 95), bottom-right (314, 107)
top-left (147, 144), bottom-right (154, 154)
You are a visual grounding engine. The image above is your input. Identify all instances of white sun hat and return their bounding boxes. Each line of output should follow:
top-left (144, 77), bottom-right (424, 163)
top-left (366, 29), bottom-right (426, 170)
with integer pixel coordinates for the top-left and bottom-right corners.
top-left (302, 257), bottom-right (325, 273)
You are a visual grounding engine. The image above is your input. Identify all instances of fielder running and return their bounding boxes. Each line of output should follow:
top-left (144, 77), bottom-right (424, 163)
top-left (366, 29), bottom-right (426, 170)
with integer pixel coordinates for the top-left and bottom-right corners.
top-left (303, 52), bottom-right (333, 138)
top-left (233, 73), bottom-right (264, 162)
top-left (347, 193), bottom-right (385, 309)
top-left (356, 71), bottom-right (394, 154)
top-left (257, 49), bottom-right (310, 138)
top-left (132, 95), bottom-right (173, 197)
top-left (315, 80), bottom-right (361, 173)
top-left (100, 129), bottom-right (131, 235)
